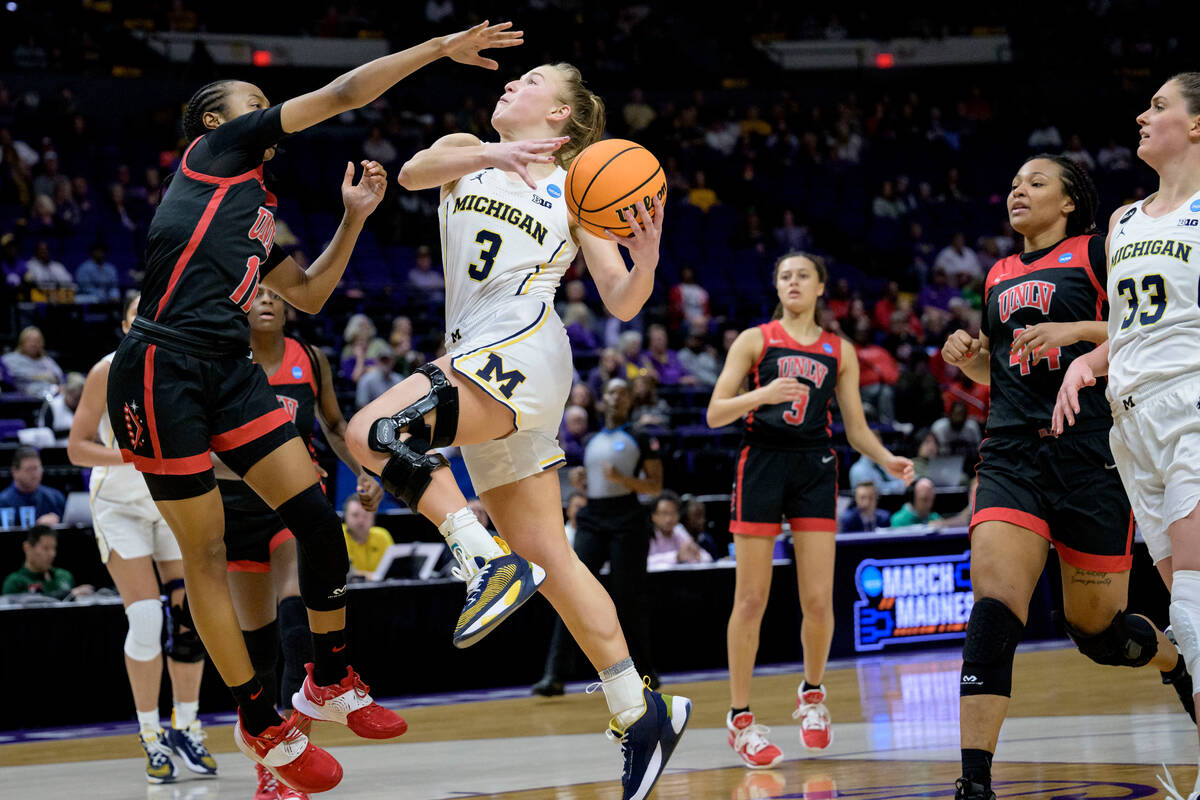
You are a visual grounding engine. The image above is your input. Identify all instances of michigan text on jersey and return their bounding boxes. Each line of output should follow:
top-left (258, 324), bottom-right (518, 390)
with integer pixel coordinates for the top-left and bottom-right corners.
top-left (1110, 239), bottom-right (1193, 268)
top-left (452, 194), bottom-right (549, 245)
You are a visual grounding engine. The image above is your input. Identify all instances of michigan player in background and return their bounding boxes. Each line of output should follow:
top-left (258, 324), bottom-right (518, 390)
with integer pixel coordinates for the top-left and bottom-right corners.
top-left (1055, 72), bottom-right (1200, 800)
top-left (67, 293), bottom-right (217, 785)
top-left (706, 252), bottom-right (913, 768)
top-left (944, 155), bottom-right (1192, 800)
top-left (346, 62), bottom-right (691, 800)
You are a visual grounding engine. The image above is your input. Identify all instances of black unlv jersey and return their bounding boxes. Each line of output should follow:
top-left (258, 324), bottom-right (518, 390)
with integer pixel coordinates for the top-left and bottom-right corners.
top-left (982, 234), bottom-right (1110, 430)
top-left (220, 337), bottom-right (319, 513)
top-left (743, 321), bottom-right (842, 449)
top-left (141, 106), bottom-right (286, 347)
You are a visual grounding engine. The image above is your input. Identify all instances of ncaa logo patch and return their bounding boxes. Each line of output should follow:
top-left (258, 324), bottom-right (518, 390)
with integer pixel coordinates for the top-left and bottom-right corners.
top-left (292, 366), bottom-right (303, 380)
top-left (1058, 252), bottom-right (1073, 263)
top-left (1120, 207), bottom-right (1137, 224)
top-left (823, 342), bottom-right (834, 354)
top-left (547, 184), bottom-right (562, 198)
top-left (1191, 199), bottom-right (1200, 212)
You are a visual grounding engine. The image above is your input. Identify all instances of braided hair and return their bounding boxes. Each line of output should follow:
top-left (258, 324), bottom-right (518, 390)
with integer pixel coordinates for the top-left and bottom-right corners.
top-left (1027, 153), bottom-right (1099, 236)
top-left (182, 80), bottom-right (234, 143)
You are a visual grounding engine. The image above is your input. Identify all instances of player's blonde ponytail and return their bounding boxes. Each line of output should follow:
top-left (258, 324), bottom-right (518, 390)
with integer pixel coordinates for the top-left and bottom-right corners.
top-left (551, 63), bottom-right (606, 168)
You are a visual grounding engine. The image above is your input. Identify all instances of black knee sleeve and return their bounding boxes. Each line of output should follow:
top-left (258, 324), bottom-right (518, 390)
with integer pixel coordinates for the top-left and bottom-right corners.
top-left (369, 363), bottom-right (459, 450)
top-left (277, 595), bottom-right (312, 708)
top-left (1067, 610), bottom-right (1159, 668)
top-left (369, 439), bottom-right (450, 510)
top-left (164, 597), bottom-right (206, 663)
top-left (961, 597), bottom-right (1024, 697)
top-left (242, 621), bottom-right (279, 708)
top-left (276, 485), bottom-right (349, 612)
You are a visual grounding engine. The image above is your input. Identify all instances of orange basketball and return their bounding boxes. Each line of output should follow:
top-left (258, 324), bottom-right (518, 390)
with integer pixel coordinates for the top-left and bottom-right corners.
top-left (565, 138), bottom-right (666, 238)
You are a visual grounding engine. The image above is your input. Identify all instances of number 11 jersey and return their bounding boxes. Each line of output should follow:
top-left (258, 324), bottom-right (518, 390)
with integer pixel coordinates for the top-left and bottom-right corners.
top-left (438, 165), bottom-right (578, 337)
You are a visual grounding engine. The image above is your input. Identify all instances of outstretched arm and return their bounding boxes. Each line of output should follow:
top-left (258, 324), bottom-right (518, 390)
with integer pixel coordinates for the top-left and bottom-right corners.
top-left (837, 340), bottom-right (915, 484)
top-left (310, 347), bottom-right (382, 512)
top-left (577, 196), bottom-right (664, 321)
top-left (279, 22), bottom-right (523, 135)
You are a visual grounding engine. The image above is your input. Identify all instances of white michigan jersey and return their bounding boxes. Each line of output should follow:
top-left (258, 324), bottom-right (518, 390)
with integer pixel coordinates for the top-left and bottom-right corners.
top-left (1106, 189), bottom-right (1200, 403)
top-left (438, 165), bottom-right (579, 339)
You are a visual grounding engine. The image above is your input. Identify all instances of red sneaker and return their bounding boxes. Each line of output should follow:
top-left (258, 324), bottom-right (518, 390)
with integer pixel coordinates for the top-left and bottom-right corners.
top-left (792, 684), bottom-right (832, 750)
top-left (291, 663), bottom-right (408, 740)
top-left (254, 763), bottom-right (279, 800)
top-left (234, 711), bottom-right (342, 794)
top-left (276, 783), bottom-right (311, 800)
top-left (726, 710), bottom-right (784, 769)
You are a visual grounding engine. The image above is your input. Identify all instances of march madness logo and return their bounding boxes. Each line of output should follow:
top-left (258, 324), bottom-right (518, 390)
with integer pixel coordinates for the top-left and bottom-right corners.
top-left (853, 551), bottom-right (974, 652)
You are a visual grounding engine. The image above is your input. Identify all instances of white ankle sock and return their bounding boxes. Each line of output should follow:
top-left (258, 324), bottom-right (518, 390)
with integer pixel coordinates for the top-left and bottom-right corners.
top-left (137, 709), bottom-right (160, 733)
top-left (173, 700), bottom-right (198, 729)
top-left (600, 658), bottom-right (646, 729)
top-left (439, 508), bottom-right (504, 562)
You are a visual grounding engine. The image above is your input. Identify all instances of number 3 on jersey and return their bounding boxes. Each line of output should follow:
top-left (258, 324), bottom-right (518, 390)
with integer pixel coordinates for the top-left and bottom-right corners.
top-left (468, 230), bottom-right (503, 281)
top-left (782, 393), bottom-right (810, 425)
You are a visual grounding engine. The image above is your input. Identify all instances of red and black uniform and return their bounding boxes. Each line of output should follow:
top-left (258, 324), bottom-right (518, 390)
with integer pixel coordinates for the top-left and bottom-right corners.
top-left (730, 321), bottom-right (842, 535)
top-left (106, 106), bottom-right (295, 499)
top-left (224, 338), bottom-right (321, 571)
top-left (971, 235), bottom-right (1134, 571)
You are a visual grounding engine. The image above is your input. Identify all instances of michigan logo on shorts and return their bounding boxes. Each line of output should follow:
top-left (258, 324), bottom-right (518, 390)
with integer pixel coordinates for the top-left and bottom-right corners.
top-left (475, 353), bottom-right (527, 399)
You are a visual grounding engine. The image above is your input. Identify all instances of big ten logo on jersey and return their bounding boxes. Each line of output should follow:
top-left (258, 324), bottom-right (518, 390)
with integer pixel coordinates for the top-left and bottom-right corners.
top-left (997, 280), bottom-right (1054, 323)
top-left (1009, 327), bottom-right (1060, 374)
top-left (474, 353), bottom-right (526, 399)
top-left (276, 394), bottom-right (299, 422)
top-left (614, 182), bottom-right (668, 226)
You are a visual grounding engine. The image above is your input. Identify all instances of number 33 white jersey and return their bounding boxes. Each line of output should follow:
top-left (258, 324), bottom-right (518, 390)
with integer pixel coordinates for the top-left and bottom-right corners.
top-left (438, 166), bottom-right (578, 337)
top-left (1106, 189), bottom-right (1200, 403)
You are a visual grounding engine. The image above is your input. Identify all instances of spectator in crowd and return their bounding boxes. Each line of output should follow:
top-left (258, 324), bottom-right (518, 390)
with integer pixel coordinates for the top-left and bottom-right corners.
top-left (37, 371), bottom-right (84, 436)
top-left (75, 242), bottom-right (119, 300)
top-left (362, 125), bottom-right (398, 166)
top-left (557, 279), bottom-right (599, 335)
top-left (774, 208), bottom-right (811, 254)
top-left (563, 491), bottom-right (586, 547)
top-left (1097, 136), bottom-right (1134, 173)
top-left (839, 481), bottom-right (891, 533)
top-left (852, 318), bottom-right (899, 424)
top-left (1062, 134), bottom-right (1096, 172)
top-left (932, 400), bottom-right (982, 457)
top-left (2, 326), bottom-right (64, 397)
top-left (622, 87), bottom-right (656, 134)
top-left (24, 240), bottom-right (74, 289)
top-left (587, 347), bottom-right (624, 402)
top-left (848, 452), bottom-right (907, 496)
top-left (2, 526), bottom-right (92, 599)
top-left (889, 477), bottom-right (943, 527)
top-left (678, 326), bottom-right (720, 388)
top-left (934, 232), bottom-right (983, 282)
top-left (667, 265), bottom-right (711, 333)
top-left (356, 349), bottom-right (404, 408)
top-left (618, 329), bottom-right (652, 379)
top-left (2, 231), bottom-right (22, 287)
top-left (629, 373), bottom-right (670, 430)
top-left (643, 323), bottom-right (694, 386)
top-left (407, 243), bottom-right (445, 299)
top-left (919, 266), bottom-right (958, 312)
top-left (648, 492), bottom-right (712, 570)
top-left (1026, 117), bottom-right (1062, 151)
top-left (28, 195), bottom-right (65, 241)
top-left (0, 447), bottom-right (65, 529)
top-left (342, 496), bottom-right (395, 579)
top-left (686, 170), bottom-right (719, 213)
top-left (559, 404), bottom-right (591, 467)
top-left (340, 312), bottom-right (391, 383)
top-left (681, 495), bottom-right (721, 561)
top-left (910, 428), bottom-right (942, 481)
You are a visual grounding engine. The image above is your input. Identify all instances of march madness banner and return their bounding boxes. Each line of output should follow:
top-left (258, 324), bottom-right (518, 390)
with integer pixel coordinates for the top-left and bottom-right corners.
top-left (853, 551), bottom-right (974, 652)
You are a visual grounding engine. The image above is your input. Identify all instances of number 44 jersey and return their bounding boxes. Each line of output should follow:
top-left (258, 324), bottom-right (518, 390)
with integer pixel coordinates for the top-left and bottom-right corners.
top-left (1106, 192), bottom-right (1200, 402)
top-left (439, 165), bottom-right (578, 340)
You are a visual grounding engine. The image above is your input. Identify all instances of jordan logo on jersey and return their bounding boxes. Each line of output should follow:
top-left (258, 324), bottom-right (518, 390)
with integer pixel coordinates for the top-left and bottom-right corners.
top-left (776, 355), bottom-right (829, 386)
top-left (998, 280), bottom-right (1055, 323)
top-left (248, 207), bottom-right (276, 252)
top-left (276, 395), bottom-right (299, 422)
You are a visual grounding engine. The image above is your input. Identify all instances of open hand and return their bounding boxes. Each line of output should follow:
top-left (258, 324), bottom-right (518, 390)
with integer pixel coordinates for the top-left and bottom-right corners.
top-left (1051, 356), bottom-right (1097, 434)
top-left (441, 21), bottom-right (524, 70)
top-left (486, 138), bottom-right (569, 189)
top-left (342, 160), bottom-right (387, 220)
top-left (1011, 322), bottom-right (1075, 366)
top-left (603, 194), bottom-right (664, 272)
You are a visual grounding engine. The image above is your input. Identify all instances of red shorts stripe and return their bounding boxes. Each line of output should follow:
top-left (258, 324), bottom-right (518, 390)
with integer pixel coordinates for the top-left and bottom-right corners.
top-left (268, 528), bottom-right (294, 554)
top-left (121, 449), bottom-right (213, 476)
top-left (144, 345), bottom-right (163, 460)
top-left (227, 559), bottom-right (271, 573)
top-left (970, 506), bottom-right (1051, 539)
top-left (154, 183), bottom-right (231, 320)
top-left (734, 446), bottom-right (750, 524)
top-left (211, 407), bottom-right (291, 451)
top-left (730, 520), bottom-right (781, 537)
top-left (1054, 540), bottom-right (1133, 573)
top-left (788, 517), bottom-right (837, 533)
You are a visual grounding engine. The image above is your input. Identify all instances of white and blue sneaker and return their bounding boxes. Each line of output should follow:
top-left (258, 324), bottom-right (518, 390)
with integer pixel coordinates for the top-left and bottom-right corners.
top-left (606, 685), bottom-right (692, 800)
top-left (165, 719), bottom-right (218, 776)
top-left (451, 537), bottom-right (546, 648)
top-left (139, 728), bottom-right (177, 784)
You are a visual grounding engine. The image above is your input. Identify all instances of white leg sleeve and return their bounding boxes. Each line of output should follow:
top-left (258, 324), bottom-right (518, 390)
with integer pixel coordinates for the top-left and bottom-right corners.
top-left (124, 598), bottom-right (164, 662)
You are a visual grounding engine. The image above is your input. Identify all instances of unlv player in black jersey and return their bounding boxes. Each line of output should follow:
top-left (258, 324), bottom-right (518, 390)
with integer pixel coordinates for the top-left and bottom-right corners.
top-left (707, 253), bottom-right (913, 768)
top-left (220, 288), bottom-right (383, 800)
top-left (941, 155), bottom-right (1193, 800)
top-left (104, 22), bottom-right (524, 793)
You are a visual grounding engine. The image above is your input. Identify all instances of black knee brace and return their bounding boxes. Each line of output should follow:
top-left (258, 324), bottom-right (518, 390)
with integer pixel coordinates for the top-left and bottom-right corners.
top-left (164, 596), bottom-right (206, 663)
top-left (368, 438), bottom-right (450, 510)
top-left (276, 485), bottom-right (350, 612)
top-left (961, 597), bottom-right (1024, 697)
top-left (1067, 610), bottom-right (1159, 668)
top-left (369, 363), bottom-right (459, 450)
